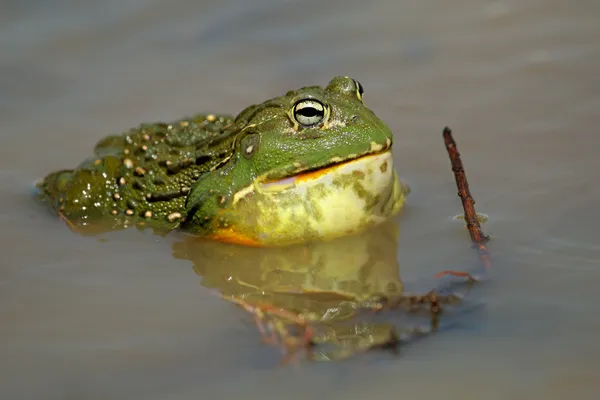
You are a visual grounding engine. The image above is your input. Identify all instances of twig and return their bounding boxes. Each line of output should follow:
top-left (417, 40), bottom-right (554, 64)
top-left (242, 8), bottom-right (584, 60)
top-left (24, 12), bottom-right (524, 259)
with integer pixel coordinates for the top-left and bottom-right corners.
top-left (439, 126), bottom-right (492, 272)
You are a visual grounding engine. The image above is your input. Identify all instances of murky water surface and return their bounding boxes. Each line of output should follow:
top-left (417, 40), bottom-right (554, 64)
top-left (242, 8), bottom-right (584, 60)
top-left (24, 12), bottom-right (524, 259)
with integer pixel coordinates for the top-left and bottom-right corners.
top-left (2, 0), bottom-right (600, 399)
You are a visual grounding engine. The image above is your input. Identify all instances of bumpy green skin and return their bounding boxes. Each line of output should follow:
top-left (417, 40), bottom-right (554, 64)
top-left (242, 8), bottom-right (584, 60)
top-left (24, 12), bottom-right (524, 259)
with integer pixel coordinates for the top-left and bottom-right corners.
top-left (39, 76), bottom-right (395, 236)
top-left (40, 114), bottom-right (236, 233)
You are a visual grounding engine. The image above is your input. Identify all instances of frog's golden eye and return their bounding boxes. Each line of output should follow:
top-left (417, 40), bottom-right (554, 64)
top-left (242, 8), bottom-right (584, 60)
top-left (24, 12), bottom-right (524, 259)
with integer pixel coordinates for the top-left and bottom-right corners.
top-left (353, 79), bottom-right (364, 100)
top-left (292, 99), bottom-right (327, 127)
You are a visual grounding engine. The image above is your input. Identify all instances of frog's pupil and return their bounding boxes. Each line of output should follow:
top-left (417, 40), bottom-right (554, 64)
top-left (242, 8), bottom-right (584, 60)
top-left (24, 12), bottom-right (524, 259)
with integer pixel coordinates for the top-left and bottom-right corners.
top-left (298, 108), bottom-right (320, 117)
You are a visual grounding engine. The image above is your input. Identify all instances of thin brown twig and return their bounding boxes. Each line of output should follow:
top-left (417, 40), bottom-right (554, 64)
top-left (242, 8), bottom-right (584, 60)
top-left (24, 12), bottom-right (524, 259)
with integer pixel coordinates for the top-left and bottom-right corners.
top-left (438, 126), bottom-right (492, 273)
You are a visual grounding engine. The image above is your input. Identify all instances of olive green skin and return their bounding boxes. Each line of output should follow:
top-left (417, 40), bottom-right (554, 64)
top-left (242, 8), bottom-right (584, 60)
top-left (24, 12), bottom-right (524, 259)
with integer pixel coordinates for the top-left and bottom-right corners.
top-left (39, 76), bottom-right (394, 236)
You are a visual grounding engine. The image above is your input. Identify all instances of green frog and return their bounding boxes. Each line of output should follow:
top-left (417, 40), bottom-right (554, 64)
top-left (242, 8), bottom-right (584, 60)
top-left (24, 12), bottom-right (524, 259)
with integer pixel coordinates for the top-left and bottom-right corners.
top-left (38, 76), bottom-right (410, 246)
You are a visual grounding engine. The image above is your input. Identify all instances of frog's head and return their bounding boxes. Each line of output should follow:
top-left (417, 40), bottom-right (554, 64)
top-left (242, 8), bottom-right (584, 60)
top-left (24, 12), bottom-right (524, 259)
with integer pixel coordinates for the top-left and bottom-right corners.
top-left (185, 76), bottom-right (409, 246)
top-left (228, 76), bottom-right (393, 181)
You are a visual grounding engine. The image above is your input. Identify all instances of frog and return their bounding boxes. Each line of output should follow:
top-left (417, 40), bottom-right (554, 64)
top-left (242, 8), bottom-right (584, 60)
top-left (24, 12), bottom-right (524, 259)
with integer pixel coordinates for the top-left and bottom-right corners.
top-left (38, 76), bottom-right (410, 246)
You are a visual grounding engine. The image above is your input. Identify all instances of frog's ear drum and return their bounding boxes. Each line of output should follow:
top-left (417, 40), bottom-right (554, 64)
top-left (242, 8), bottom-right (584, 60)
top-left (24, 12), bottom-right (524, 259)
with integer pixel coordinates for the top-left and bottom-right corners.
top-left (240, 133), bottom-right (260, 160)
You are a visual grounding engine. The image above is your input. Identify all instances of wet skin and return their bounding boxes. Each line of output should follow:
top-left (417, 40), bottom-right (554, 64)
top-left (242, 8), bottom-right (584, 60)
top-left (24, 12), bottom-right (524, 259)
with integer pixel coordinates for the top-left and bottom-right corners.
top-left (38, 76), bottom-right (409, 246)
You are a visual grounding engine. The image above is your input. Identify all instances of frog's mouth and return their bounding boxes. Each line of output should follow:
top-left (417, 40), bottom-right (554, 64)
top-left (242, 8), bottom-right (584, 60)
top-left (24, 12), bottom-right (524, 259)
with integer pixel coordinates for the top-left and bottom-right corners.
top-left (258, 152), bottom-right (388, 191)
top-left (258, 138), bottom-right (393, 190)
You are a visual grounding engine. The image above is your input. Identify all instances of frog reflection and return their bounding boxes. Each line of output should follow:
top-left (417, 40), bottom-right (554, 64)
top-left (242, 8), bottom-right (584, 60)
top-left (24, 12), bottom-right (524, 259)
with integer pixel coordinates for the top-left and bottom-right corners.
top-left (173, 220), bottom-right (435, 360)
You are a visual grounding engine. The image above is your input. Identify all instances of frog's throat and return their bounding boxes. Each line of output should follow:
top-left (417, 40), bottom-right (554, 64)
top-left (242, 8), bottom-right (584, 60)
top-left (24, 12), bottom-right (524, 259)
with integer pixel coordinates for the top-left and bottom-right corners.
top-left (207, 150), bottom-right (410, 247)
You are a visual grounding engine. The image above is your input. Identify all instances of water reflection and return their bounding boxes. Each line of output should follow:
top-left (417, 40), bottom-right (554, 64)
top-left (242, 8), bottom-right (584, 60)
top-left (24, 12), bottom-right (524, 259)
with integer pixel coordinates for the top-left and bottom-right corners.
top-left (173, 220), bottom-right (460, 361)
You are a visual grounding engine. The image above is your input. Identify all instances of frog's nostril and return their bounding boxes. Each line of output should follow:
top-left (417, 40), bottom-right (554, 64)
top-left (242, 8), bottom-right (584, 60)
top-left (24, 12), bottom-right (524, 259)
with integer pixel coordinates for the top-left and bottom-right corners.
top-left (351, 115), bottom-right (360, 123)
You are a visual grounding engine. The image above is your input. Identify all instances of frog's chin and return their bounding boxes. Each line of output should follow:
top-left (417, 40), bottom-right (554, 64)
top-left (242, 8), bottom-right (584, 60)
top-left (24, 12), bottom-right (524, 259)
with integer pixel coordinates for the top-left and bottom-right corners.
top-left (207, 150), bottom-right (410, 247)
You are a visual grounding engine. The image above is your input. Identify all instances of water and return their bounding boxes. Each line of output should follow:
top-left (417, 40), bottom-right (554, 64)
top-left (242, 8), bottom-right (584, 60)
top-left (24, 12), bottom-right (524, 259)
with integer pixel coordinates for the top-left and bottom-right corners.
top-left (1, 0), bottom-right (599, 398)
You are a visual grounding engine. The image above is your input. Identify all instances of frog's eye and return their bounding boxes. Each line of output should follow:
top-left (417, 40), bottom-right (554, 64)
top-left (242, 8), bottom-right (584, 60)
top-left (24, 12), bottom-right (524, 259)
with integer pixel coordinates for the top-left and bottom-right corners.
top-left (353, 79), bottom-right (364, 100)
top-left (292, 99), bottom-right (327, 127)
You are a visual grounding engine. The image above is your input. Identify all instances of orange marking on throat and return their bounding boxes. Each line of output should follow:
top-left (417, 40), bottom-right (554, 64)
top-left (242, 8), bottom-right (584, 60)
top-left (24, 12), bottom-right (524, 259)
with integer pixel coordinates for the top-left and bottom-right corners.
top-left (292, 165), bottom-right (336, 183)
top-left (207, 228), bottom-right (264, 247)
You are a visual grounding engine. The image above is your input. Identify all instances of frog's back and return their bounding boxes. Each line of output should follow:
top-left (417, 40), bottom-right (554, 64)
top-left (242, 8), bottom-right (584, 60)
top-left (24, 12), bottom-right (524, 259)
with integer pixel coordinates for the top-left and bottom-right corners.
top-left (39, 113), bottom-right (235, 233)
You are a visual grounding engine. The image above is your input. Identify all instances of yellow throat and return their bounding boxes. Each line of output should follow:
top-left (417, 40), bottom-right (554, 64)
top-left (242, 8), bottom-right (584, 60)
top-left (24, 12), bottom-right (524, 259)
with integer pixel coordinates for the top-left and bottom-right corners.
top-left (207, 151), bottom-right (410, 247)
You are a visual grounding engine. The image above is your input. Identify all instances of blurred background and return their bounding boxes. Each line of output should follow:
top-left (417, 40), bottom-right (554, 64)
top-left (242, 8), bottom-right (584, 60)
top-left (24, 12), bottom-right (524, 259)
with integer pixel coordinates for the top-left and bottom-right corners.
top-left (1, 0), bottom-right (599, 399)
